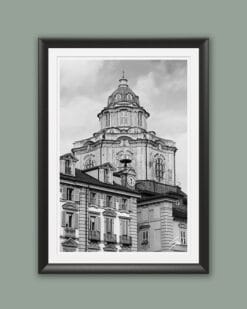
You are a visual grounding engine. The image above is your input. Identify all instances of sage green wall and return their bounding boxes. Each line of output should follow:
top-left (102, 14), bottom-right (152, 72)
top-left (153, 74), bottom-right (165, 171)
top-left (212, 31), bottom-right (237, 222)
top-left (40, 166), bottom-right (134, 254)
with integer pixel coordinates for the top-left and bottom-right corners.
top-left (0, 0), bottom-right (246, 308)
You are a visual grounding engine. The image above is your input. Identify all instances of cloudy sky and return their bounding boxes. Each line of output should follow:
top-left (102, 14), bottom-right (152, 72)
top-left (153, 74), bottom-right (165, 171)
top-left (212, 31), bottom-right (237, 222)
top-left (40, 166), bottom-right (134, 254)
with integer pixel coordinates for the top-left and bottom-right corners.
top-left (60, 59), bottom-right (187, 192)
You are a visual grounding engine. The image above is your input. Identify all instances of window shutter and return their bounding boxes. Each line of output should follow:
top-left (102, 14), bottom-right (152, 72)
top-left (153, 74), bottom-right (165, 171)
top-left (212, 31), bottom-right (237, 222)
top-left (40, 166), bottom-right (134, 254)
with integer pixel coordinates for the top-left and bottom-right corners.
top-left (61, 211), bottom-right (66, 227)
top-left (113, 196), bottom-right (116, 209)
top-left (120, 219), bottom-right (123, 235)
top-left (115, 197), bottom-right (119, 210)
top-left (74, 213), bottom-right (79, 229)
top-left (99, 193), bottom-right (103, 208)
top-left (96, 216), bottom-right (101, 232)
top-left (74, 189), bottom-right (80, 202)
top-left (103, 194), bottom-right (106, 208)
top-left (71, 189), bottom-right (75, 201)
top-left (62, 186), bottom-right (67, 200)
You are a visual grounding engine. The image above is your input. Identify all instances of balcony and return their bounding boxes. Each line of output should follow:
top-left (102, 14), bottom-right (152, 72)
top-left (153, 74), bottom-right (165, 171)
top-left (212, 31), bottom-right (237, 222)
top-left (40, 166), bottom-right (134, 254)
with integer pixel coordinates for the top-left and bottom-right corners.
top-left (141, 240), bottom-right (148, 246)
top-left (120, 235), bottom-right (132, 246)
top-left (88, 230), bottom-right (100, 242)
top-left (104, 233), bottom-right (117, 244)
top-left (64, 227), bottom-right (76, 238)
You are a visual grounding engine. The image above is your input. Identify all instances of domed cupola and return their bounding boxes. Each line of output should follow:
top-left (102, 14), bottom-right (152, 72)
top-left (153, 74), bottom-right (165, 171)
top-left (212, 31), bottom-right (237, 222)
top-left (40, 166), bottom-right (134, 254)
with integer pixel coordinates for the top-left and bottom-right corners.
top-left (107, 71), bottom-right (140, 107)
top-left (97, 72), bottom-right (150, 132)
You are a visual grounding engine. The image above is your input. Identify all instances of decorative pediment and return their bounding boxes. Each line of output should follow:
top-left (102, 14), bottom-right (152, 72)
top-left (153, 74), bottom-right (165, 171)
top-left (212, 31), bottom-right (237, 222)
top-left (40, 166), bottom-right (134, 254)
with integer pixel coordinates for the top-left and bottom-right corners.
top-left (60, 153), bottom-right (78, 162)
top-left (101, 162), bottom-right (116, 171)
top-left (62, 238), bottom-right (78, 248)
top-left (103, 209), bottom-right (117, 217)
top-left (62, 202), bottom-right (78, 212)
top-left (138, 224), bottom-right (150, 230)
top-left (88, 242), bottom-right (100, 250)
top-left (103, 244), bottom-right (117, 251)
top-left (119, 215), bottom-right (131, 220)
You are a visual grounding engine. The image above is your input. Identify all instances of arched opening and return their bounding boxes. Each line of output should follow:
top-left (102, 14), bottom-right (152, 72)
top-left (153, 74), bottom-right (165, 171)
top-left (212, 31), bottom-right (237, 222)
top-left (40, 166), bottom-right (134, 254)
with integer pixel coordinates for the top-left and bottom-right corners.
top-left (155, 157), bottom-right (164, 182)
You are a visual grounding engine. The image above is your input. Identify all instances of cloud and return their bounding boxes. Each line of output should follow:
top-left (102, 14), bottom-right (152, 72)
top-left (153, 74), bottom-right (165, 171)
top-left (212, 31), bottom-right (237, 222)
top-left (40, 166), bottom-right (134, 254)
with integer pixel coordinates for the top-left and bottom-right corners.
top-left (60, 59), bottom-right (104, 104)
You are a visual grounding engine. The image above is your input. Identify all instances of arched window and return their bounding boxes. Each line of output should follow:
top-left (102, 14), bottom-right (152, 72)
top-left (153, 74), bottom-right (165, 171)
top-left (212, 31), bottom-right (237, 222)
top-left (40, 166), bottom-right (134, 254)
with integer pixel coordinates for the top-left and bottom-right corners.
top-left (105, 112), bottom-right (110, 127)
top-left (127, 93), bottom-right (132, 100)
top-left (155, 158), bottom-right (164, 182)
top-left (85, 158), bottom-right (95, 169)
top-left (138, 112), bottom-right (143, 126)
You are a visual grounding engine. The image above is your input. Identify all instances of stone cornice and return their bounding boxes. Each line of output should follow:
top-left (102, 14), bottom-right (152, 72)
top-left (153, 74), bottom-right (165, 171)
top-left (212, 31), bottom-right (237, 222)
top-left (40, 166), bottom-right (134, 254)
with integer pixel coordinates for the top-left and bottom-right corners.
top-left (72, 136), bottom-right (177, 153)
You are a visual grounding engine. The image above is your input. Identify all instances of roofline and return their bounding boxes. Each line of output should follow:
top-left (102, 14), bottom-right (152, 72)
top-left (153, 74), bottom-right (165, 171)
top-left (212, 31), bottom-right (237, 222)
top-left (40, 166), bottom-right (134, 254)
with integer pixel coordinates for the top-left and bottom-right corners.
top-left (60, 173), bottom-right (141, 197)
top-left (81, 163), bottom-right (115, 173)
top-left (97, 105), bottom-right (150, 118)
top-left (137, 195), bottom-right (179, 206)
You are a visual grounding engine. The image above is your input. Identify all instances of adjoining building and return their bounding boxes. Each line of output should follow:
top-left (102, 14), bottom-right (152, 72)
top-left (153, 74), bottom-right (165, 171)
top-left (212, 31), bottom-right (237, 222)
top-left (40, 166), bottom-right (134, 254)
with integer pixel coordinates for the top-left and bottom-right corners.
top-left (60, 73), bottom-right (187, 252)
top-left (60, 153), bottom-right (140, 252)
top-left (136, 181), bottom-right (187, 252)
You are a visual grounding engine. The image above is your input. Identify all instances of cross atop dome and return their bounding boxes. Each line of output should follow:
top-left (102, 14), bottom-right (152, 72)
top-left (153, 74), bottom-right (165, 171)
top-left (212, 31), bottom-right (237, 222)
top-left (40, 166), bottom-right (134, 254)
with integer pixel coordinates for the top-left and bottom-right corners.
top-left (119, 70), bottom-right (128, 87)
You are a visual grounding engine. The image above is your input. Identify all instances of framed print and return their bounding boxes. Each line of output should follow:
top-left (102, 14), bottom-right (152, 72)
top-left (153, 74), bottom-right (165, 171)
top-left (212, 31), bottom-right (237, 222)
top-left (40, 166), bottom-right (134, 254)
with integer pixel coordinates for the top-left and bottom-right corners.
top-left (38, 38), bottom-right (209, 274)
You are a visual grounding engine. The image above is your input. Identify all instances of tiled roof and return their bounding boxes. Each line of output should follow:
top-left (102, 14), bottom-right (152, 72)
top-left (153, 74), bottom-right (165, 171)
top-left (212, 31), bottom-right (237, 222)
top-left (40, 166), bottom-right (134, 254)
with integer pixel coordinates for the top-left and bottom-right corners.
top-left (60, 169), bottom-right (140, 195)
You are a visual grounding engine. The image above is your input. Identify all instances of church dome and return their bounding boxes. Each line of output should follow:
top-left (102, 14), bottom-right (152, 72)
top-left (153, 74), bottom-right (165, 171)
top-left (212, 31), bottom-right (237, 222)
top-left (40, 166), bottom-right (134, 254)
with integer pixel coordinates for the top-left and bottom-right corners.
top-left (107, 72), bottom-right (140, 107)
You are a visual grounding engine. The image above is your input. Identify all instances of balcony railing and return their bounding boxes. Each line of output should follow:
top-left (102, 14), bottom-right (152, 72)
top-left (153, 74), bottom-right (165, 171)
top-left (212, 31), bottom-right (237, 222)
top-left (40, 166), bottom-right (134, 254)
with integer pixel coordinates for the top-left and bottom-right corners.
top-left (88, 230), bottom-right (100, 242)
top-left (104, 233), bottom-right (117, 243)
top-left (141, 240), bottom-right (148, 246)
top-left (64, 227), bottom-right (76, 238)
top-left (120, 235), bottom-right (132, 246)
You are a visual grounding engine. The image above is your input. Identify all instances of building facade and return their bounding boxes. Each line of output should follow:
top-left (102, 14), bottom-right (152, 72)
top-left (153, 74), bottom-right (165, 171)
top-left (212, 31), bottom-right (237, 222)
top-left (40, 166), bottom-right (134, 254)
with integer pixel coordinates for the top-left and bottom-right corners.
top-left (60, 153), bottom-right (140, 252)
top-left (72, 74), bottom-right (177, 186)
top-left (136, 182), bottom-right (187, 252)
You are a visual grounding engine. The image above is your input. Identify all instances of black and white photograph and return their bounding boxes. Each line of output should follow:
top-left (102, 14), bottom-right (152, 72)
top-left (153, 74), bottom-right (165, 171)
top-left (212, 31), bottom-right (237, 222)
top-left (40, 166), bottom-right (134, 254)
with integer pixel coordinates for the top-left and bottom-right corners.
top-left (38, 39), bottom-right (208, 273)
top-left (60, 60), bottom-right (188, 253)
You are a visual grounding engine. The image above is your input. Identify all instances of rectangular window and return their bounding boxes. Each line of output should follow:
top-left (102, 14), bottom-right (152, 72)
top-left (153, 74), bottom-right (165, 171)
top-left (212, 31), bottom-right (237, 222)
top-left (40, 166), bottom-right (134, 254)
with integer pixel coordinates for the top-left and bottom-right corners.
top-left (106, 195), bottom-right (112, 208)
top-left (106, 217), bottom-right (114, 234)
top-left (66, 188), bottom-right (73, 200)
top-left (89, 215), bottom-right (100, 231)
top-left (120, 110), bottom-right (128, 125)
top-left (90, 192), bottom-right (96, 204)
top-left (142, 230), bottom-right (149, 241)
top-left (180, 230), bottom-right (187, 245)
top-left (89, 216), bottom-right (96, 231)
top-left (66, 212), bottom-right (73, 228)
top-left (121, 198), bottom-right (128, 210)
top-left (104, 169), bottom-right (110, 183)
top-left (65, 160), bottom-right (71, 174)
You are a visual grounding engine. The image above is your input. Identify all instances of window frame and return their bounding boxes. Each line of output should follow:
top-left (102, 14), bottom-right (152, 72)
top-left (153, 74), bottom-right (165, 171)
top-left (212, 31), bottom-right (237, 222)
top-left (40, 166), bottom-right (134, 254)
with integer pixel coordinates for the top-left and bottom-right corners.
top-left (66, 187), bottom-right (73, 201)
top-left (155, 157), bottom-right (164, 182)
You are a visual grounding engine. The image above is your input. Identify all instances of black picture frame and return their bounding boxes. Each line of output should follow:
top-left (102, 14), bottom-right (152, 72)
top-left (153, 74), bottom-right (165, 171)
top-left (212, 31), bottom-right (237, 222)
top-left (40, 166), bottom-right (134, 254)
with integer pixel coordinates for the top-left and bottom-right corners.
top-left (38, 38), bottom-right (209, 274)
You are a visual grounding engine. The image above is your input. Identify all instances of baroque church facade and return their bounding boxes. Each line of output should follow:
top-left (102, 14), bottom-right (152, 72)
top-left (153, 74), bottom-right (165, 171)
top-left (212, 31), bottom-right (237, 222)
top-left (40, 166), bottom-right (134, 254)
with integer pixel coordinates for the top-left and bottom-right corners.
top-left (72, 73), bottom-right (177, 186)
top-left (59, 73), bottom-right (187, 253)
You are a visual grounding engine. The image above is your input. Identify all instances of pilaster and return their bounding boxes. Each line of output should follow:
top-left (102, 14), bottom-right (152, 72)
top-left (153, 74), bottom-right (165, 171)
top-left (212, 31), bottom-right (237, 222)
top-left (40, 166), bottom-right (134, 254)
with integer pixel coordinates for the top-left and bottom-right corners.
top-left (78, 188), bottom-right (87, 251)
top-left (160, 202), bottom-right (174, 251)
top-left (129, 197), bottom-right (138, 251)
